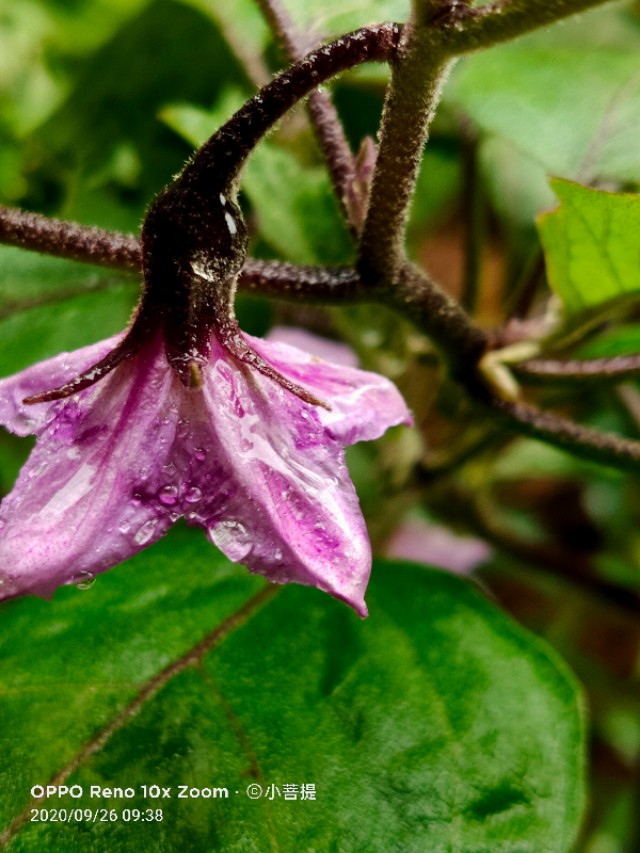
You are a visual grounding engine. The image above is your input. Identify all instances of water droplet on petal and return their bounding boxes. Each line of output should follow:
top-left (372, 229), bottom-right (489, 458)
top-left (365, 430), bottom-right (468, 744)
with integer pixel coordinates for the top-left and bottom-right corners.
top-left (73, 571), bottom-right (96, 590)
top-left (158, 485), bottom-right (178, 506)
top-left (207, 519), bottom-right (252, 561)
top-left (176, 418), bottom-right (190, 439)
top-left (193, 448), bottom-right (207, 461)
top-left (29, 461), bottom-right (49, 478)
top-left (134, 518), bottom-right (159, 546)
top-left (184, 486), bottom-right (202, 504)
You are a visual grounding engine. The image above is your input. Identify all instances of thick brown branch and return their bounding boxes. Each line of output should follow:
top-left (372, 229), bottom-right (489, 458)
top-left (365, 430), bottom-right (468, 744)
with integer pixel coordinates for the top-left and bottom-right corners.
top-left (433, 0), bottom-right (616, 55)
top-left (358, 21), bottom-right (450, 284)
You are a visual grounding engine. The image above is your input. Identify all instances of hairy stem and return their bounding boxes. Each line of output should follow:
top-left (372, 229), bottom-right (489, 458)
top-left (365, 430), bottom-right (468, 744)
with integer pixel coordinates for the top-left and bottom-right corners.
top-left (489, 397), bottom-right (640, 472)
top-left (515, 355), bottom-right (640, 385)
top-left (393, 262), bottom-right (489, 380)
top-left (435, 0), bottom-right (616, 55)
top-left (254, 0), bottom-right (360, 232)
top-left (358, 19), bottom-right (450, 285)
top-left (0, 205), bottom-right (141, 271)
top-left (184, 23), bottom-right (401, 196)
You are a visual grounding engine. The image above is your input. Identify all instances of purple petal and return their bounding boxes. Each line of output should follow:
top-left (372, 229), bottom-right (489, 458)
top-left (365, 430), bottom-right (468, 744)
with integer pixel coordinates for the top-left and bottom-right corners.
top-left (171, 340), bottom-right (374, 615)
top-left (0, 337), bottom-right (180, 601)
top-left (385, 516), bottom-right (492, 574)
top-left (266, 327), bottom-right (359, 368)
top-left (0, 327), bottom-right (411, 613)
top-left (0, 335), bottom-right (122, 437)
top-left (249, 333), bottom-right (412, 445)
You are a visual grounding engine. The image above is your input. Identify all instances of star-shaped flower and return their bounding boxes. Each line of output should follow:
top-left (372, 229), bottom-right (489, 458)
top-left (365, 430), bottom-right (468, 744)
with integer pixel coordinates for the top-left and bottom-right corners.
top-left (0, 52), bottom-right (413, 615)
top-left (0, 328), bottom-right (410, 614)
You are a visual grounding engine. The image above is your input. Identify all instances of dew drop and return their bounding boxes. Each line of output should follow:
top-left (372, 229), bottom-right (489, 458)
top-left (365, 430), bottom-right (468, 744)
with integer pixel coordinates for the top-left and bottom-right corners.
top-left (193, 447), bottom-right (207, 461)
top-left (158, 485), bottom-right (178, 506)
top-left (74, 571), bottom-right (96, 590)
top-left (207, 519), bottom-right (252, 561)
top-left (29, 461), bottom-right (49, 478)
top-left (134, 518), bottom-right (159, 546)
top-left (184, 486), bottom-right (202, 504)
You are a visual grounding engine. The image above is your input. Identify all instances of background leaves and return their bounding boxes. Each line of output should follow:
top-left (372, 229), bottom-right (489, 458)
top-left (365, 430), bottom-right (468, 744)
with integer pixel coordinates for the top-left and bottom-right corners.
top-left (538, 179), bottom-right (640, 317)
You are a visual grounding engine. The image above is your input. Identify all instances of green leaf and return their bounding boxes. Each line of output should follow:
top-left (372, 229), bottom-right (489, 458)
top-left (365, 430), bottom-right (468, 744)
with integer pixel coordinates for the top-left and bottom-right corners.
top-left (577, 324), bottom-right (640, 359)
top-left (0, 246), bottom-right (137, 376)
top-left (243, 145), bottom-right (351, 264)
top-left (0, 550), bottom-right (585, 851)
top-left (447, 45), bottom-right (640, 185)
top-left (0, 0), bottom-right (152, 136)
top-left (30, 0), bottom-right (251, 207)
top-left (285, 0), bottom-right (409, 38)
top-left (479, 136), bottom-right (555, 235)
top-left (537, 179), bottom-right (640, 317)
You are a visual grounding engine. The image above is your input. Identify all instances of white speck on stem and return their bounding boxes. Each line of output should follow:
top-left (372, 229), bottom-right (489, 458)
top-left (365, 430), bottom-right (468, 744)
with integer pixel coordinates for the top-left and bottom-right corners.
top-left (224, 212), bottom-right (237, 235)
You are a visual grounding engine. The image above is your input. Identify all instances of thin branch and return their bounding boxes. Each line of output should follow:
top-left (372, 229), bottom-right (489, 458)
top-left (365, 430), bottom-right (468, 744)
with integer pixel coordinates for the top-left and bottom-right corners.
top-left (489, 396), bottom-right (640, 472)
top-left (254, 0), bottom-right (361, 233)
top-left (515, 354), bottom-right (640, 385)
top-left (0, 205), bottom-right (141, 272)
top-left (184, 23), bottom-right (401, 194)
top-left (460, 125), bottom-right (484, 314)
top-left (434, 0), bottom-right (616, 55)
top-left (465, 497), bottom-right (640, 617)
top-left (393, 262), bottom-right (490, 379)
top-left (240, 260), bottom-right (364, 302)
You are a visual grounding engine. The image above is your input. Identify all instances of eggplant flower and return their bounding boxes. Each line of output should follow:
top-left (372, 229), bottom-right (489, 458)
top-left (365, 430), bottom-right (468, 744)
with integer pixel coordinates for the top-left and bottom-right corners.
top-left (0, 52), bottom-right (412, 613)
top-left (0, 326), bottom-right (408, 614)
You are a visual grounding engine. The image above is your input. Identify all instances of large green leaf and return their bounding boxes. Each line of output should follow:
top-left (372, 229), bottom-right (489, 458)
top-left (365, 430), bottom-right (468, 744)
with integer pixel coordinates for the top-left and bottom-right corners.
top-left (537, 178), bottom-right (640, 317)
top-left (0, 545), bottom-right (585, 852)
top-left (447, 46), bottom-right (640, 185)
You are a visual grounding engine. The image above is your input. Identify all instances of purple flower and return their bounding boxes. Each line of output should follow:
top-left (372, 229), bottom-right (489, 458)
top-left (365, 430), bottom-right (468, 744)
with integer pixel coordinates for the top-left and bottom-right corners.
top-left (0, 60), bottom-right (415, 614)
top-left (0, 329), bottom-right (410, 615)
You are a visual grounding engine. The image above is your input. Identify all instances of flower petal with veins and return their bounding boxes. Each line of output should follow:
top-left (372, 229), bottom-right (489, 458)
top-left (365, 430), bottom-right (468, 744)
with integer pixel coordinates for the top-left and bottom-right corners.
top-left (0, 331), bottom-right (411, 613)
